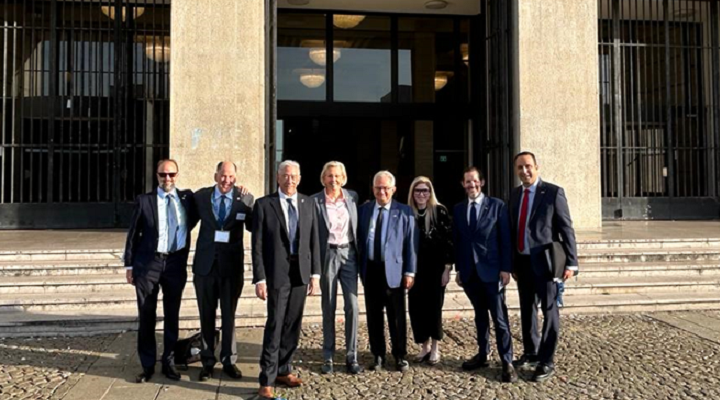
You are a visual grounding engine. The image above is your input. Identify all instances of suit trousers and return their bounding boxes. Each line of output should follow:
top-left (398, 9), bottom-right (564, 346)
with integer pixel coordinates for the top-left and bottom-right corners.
top-left (515, 254), bottom-right (560, 366)
top-left (461, 270), bottom-right (514, 364)
top-left (194, 260), bottom-right (243, 367)
top-left (134, 252), bottom-right (187, 369)
top-left (364, 260), bottom-right (407, 359)
top-left (259, 259), bottom-right (307, 387)
top-left (321, 246), bottom-right (359, 363)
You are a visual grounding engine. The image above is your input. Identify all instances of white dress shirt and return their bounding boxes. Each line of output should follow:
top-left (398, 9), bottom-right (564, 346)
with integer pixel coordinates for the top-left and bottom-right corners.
top-left (256, 189), bottom-right (319, 285)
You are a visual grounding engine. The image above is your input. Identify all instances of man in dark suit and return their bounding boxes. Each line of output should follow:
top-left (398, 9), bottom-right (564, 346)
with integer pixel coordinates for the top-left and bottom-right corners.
top-left (252, 160), bottom-right (321, 400)
top-left (312, 161), bottom-right (363, 375)
top-left (357, 170), bottom-right (418, 373)
top-left (192, 161), bottom-right (254, 381)
top-left (123, 159), bottom-right (196, 383)
top-left (452, 167), bottom-right (517, 383)
top-left (509, 151), bottom-right (579, 382)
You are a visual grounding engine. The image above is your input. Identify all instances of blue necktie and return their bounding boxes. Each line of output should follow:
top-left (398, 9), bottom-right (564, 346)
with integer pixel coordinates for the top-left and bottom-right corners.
top-left (469, 201), bottom-right (477, 231)
top-left (217, 195), bottom-right (227, 227)
top-left (287, 198), bottom-right (298, 255)
top-left (167, 194), bottom-right (178, 252)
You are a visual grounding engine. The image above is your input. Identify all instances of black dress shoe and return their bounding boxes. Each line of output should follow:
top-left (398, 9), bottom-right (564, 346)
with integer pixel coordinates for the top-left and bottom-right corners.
top-left (135, 367), bottom-right (154, 383)
top-left (512, 354), bottom-right (539, 369)
top-left (222, 364), bottom-right (243, 379)
top-left (368, 356), bottom-right (385, 371)
top-left (346, 361), bottom-right (363, 375)
top-left (162, 364), bottom-right (181, 381)
top-left (532, 364), bottom-right (555, 382)
top-left (461, 353), bottom-right (489, 371)
top-left (199, 365), bottom-right (214, 381)
top-left (396, 358), bottom-right (409, 372)
top-left (501, 362), bottom-right (518, 383)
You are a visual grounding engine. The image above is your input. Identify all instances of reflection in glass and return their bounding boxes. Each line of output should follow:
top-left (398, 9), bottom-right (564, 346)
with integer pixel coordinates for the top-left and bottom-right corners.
top-left (398, 17), bottom-right (455, 103)
top-left (278, 14), bottom-right (326, 101)
top-left (334, 15), bottom-right (391, 102)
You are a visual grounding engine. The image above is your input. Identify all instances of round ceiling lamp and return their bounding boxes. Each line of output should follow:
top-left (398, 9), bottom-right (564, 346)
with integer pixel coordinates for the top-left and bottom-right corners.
top-left (425, 1), bottom-right (449, 10)
top-left (101, 6), bottom-right (145, 21)
top-left (333, 15), bottom-right (366, 29)
top-left (145, 37), bottom-right (171, 63)
top-left (302, 40), bottom-right (345, 66)
top-left (435, 71), bottom-right (452, 91)
top-left (295, 68), bottom-right (325, 88)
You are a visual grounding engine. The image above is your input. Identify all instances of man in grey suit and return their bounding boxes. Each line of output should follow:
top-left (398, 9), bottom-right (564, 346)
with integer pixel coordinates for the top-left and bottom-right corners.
top-left (192, 161), bottom-right (254, 381)
top-left (357, 170), bottom-right (419, 372)
top-left (312, 161), bottom-right (362, 375)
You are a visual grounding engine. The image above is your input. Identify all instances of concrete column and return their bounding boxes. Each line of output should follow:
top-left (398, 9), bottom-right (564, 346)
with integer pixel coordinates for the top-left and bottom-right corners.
top-left (170, 0), bottom-right (266, 194)
top-left (513, 0), bottom-right (601, 229)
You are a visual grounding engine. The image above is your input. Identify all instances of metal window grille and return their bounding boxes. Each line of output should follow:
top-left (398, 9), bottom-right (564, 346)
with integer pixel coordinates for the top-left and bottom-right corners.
top-left (599, 0), bottom-right (720, 218)
top-left (0, 0), bottom-right (170, 228)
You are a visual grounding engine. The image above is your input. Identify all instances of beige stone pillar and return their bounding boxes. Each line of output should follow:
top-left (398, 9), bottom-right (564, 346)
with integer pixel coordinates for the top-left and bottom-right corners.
top-left (170, 0), bottom-right (266, 195)
top-left (513, 0), bottom-right (601, 229)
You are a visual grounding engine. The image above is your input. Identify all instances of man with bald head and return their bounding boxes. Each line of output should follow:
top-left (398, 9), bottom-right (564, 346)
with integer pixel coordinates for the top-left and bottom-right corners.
top-left (192, 161), bottom-right (255, 382)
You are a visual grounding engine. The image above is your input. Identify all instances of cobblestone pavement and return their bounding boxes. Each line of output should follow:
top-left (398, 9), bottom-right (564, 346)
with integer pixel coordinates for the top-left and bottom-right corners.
top-left (287, 313), bottom-right (720, 400)
top-left (0, 334), bottom-right (116, 400)
top-left (2, 313), bottom-right (720, 399)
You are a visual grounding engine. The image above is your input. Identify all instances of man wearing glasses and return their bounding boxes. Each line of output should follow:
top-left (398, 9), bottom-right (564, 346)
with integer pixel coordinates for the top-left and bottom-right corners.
top-left (357, 171), bottom-right (418, 373)
top-left (123, 159), bottom-right (197, 383)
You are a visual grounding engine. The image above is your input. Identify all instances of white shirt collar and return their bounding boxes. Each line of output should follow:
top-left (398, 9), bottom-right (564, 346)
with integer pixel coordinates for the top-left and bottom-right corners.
top-left (279, 188), bottom-right (298, 202)
top-left (467, 192), bottom-right (485, 206)
top-left (375, 200), bottom-right (392, 210)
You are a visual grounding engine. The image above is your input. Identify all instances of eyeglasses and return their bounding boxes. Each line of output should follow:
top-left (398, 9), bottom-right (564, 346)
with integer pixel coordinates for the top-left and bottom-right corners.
top-left (281, 174), bottom-right (300, 182)
top-left (374, 186), bottom-right (393, 192)
top-left (413, 188), bottom-right (430, 195)
top-left (157, 172), bottom-right (177, 178)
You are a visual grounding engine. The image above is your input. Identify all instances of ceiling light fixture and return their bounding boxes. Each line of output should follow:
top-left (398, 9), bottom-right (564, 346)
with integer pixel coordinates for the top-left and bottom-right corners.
top-left (434, 71), bottom-right (453, 91)
top-left (295, 68), bottom-right (326, 88)
top-left (333, 15), bottom-right (366, 29)
top-left (101, 6), bottom-right (145, 21)
top-left (425, 1), bottom-right (449, 10)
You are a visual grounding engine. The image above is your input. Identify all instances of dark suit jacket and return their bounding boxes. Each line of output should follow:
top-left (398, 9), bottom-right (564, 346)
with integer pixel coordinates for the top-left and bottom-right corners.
top-left (312, 189), bottom-right (359, 263)
top-left (123, 188), bottom-right (196, 276)
top-left (452, 196), bottom-right (512, 284)
top-left (509, 178), bottom-right (579, 277)
top-left (251, 191), bottom-right (321, 289)
top-left (192, 186), bottom-right (254, 278)
top-left (357, 201), bottom-right (418, 289)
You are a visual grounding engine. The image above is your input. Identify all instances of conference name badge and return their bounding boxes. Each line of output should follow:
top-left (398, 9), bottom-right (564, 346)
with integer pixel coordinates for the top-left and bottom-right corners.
top-left (236, 213), bottom-right (246, 221)
top-left (214, 231), bottom-right (230, 243)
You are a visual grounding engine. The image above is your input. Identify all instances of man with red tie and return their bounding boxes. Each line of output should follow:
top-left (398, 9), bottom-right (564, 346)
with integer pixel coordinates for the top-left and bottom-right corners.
top-left (509, 152), bottom-right (579, 383)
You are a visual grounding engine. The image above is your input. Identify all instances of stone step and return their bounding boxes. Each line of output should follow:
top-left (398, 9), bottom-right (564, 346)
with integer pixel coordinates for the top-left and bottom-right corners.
top-left (580, 261), bottom-right (720, 277)
top-left (2, 290), bottom-right (720, 337)
top-left (0, 259), bottom-right (253, 277)
top-left (578, 247), bottom-right (720, 263)
top-left (1, 272), bottom-right (719, 311)
top-left (577, 238), bottom-right (720, 250)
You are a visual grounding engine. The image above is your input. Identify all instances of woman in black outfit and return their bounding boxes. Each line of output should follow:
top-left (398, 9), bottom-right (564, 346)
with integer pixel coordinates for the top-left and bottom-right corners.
top-left (407, 176), bottom-right (454, 365)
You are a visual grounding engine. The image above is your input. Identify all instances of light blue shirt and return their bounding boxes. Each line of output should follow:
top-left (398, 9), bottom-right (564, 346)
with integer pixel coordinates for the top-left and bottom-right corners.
top-left (467, 193), bottom-right (485, 264)
top-left (367, 201), bottom-right (392, 262)
top-left (157, 187), bottom-right (187, 253)
top-left (212, 186), bottom-right (234, 226)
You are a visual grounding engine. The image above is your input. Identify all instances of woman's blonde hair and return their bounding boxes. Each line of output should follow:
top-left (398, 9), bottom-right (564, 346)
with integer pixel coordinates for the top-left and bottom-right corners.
top-left (319, 161), bottom-right (347, 187)
top-left (407, 176), bottom-right (442, 231)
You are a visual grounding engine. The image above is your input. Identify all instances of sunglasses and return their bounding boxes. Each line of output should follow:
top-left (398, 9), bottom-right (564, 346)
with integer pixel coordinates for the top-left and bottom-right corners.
top-left (157, 172), bottom-right (177, 178)
top-left (413, 188), bottom-right (430, 194)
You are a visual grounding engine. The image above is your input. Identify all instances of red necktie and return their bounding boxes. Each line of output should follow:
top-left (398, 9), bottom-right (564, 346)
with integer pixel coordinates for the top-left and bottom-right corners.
top-left (517, 188), bottom-right (530, 253)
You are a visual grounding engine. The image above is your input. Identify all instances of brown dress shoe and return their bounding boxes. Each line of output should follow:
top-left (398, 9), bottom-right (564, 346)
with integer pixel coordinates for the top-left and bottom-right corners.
top-left (275, 373), bottom-right (303, 387)
top-left (258, 386), bottom-right (274, 399)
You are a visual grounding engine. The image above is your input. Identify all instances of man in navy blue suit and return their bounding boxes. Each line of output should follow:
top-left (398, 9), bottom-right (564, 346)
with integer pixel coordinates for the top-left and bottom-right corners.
top-left (452, 166), bottom-right (517, 383)
top-left (509, 151), bottom-right (578, 382)
top-left (357, 170), bottom-right (418, 372)
top-left (123, 159), bottom-right (196, 383)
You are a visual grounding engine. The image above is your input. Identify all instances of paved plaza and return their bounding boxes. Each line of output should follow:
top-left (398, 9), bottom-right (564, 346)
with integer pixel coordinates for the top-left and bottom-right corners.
top-left (2, 311), bottom-right (720, 400)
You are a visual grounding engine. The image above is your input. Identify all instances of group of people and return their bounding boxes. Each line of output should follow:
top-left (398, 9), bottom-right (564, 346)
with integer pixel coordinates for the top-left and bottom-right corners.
top-left (123, 151), bottom-right (578, 400)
